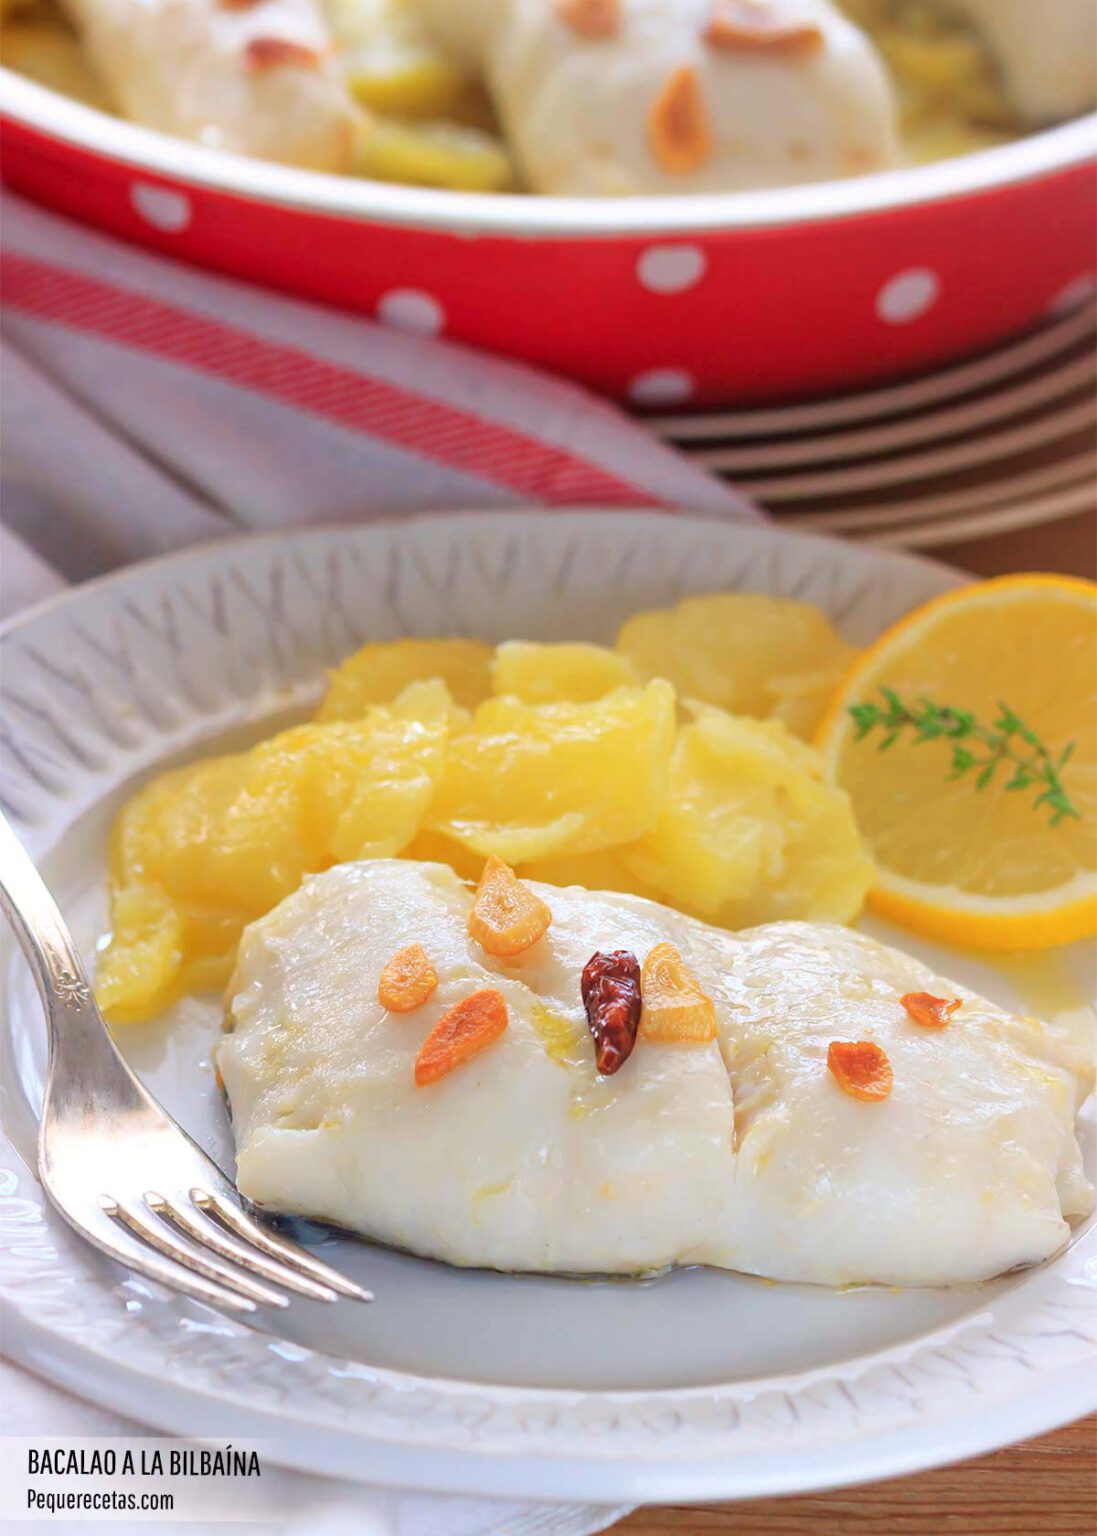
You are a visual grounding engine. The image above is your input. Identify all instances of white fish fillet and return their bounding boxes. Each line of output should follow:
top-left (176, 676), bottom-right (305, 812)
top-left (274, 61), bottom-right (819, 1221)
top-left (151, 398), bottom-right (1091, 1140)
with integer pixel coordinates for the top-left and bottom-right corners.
top-left (58, 0), bottom-right (357, 170)
top-left (218, 860), bottom-right (1094, 1286)
top-left (414, 0), bottom-right (901, 194)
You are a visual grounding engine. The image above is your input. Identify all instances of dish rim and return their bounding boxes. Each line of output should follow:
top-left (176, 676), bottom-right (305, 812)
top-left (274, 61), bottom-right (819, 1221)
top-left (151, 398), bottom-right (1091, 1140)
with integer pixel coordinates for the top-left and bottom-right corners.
top-left (2, 69), bottom-right (1096, 238)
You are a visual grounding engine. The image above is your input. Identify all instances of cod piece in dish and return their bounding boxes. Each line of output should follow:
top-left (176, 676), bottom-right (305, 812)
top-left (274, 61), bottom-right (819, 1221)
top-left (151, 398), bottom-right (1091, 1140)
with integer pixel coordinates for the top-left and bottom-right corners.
top-left (415, 0), bottom-right (902, 194)
top-left (218, 860), bottom-right (1094, 1286)
top-left (57, 0), bottom-right (357, 170)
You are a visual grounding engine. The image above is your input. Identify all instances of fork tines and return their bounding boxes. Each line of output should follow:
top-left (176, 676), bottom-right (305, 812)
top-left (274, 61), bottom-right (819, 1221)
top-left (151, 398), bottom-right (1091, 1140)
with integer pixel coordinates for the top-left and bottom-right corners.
top-left (98, 1187), bottom-right (373, 1313)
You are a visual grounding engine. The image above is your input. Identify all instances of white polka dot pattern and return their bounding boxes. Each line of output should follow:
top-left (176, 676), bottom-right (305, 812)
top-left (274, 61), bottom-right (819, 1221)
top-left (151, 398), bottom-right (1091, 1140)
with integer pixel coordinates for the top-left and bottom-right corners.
top-left (636, 245), bottom-right (707, 295)
top-left (1048, 273), bottom-right (1097, 316)
top-left (376, 289), bottom-right (446, 337)
top-left (130, 184), bottom-right (192, 234)
top-left (628, 368), bottom-right (695, 406)
top-left (876, 268), bottom-right (941, 325)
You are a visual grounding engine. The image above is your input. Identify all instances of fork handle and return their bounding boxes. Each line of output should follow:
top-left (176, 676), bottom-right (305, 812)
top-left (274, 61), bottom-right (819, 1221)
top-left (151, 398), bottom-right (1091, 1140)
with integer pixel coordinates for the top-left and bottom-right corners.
top-left (0, 813), bottom-right (142, 1106)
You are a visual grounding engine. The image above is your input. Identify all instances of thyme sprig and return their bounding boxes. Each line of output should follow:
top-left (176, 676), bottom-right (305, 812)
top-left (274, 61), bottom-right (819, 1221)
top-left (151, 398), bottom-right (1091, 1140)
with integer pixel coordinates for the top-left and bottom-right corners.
top-left (847, 689), bottom-right (1081, 827)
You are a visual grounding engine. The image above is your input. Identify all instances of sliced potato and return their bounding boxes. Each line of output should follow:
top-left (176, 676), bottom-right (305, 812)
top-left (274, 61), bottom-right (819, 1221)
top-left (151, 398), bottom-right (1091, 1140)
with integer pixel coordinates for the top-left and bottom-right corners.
top-left (517, 848), bottom-right (661, 900)
top-left (354, 113), bottom-right (514, 190)
top-left (317, 638), bottom-right (493, 720)
top-left (98, 688), bottom-right (453, 1021)
top-left (622, 705), bottom-right (874, 927)
top-left (491, 641), bottom-right (640, 705)
top-left (327, 0), bottom-right (476, 118)
top-left (0, 19), bottom-right (115, 111)
top-left (616, 592), bottom-right (858, 740)
top-left (427, 682), bottom-right (676, 863)
top-left (327, 0), bottom-right (513, 187)
top-left (400, 827), bottom-right (486, 884)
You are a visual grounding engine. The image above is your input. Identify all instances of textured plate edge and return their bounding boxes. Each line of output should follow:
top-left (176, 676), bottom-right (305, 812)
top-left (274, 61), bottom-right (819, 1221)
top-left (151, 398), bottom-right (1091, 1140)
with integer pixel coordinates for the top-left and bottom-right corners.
top-left (4, 1292), bottom-right (1095, 1502)
top-left (0, 508), bottom-right (964, 642)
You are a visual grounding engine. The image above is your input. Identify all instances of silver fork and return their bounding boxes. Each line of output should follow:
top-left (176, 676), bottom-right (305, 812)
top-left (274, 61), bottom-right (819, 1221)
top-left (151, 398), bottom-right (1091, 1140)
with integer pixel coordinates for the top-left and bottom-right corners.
top-left (0, 814), bottom-right (372, 1315)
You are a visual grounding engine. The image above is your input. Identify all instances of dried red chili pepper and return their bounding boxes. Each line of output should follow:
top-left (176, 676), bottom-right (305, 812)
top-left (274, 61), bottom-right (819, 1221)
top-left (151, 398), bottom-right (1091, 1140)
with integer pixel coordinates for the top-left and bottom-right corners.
top-left (581, 950), bottom-right (642, 1076)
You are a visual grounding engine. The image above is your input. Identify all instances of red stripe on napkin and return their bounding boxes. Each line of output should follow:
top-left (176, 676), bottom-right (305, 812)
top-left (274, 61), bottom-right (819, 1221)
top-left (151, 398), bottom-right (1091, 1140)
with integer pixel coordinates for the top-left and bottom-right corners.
top-left (1, 251), bottom-right (659, 507)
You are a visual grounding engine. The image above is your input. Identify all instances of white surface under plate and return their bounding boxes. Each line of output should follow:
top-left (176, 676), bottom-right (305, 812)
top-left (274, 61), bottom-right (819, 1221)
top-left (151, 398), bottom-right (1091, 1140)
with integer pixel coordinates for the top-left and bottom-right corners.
top-left (1, 510), bottom-right (1094, 1503)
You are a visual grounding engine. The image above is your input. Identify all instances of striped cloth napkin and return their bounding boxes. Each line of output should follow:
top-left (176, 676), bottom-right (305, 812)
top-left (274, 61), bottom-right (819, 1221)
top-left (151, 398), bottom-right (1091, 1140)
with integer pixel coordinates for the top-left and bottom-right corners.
top-left (0, 191), bottom-right (755, 613)
top-left (0, 190), bottom-right (757, 1533)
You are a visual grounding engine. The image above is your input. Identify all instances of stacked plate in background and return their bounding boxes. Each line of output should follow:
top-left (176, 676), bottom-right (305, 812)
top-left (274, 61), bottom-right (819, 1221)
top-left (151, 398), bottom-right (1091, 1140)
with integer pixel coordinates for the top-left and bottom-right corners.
top-left (651, 301), bottom-right (1096, 550)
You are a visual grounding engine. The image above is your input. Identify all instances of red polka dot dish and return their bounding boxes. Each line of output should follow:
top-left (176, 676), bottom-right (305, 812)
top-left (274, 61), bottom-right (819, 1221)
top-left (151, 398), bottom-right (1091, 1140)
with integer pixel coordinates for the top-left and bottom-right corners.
top-left (0, 71), bottom-right (1094, 406)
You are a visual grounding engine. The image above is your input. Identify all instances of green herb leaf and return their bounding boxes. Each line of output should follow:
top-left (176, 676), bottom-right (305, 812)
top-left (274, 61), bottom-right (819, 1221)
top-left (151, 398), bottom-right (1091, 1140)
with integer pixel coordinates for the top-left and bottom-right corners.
top-left (845, 690), bottom-right (1081, 827)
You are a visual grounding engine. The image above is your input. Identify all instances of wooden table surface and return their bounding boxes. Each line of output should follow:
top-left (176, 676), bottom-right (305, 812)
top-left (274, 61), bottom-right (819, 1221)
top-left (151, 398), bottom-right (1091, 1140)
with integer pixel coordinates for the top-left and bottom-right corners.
top-left (613, 508), bottom-right (1097, 1536)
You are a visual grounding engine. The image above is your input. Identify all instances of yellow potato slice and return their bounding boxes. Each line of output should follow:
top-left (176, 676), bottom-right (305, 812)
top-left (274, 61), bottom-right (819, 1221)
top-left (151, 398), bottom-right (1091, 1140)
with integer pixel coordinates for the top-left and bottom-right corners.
top-left (317, 637), bottom-right (493, 720)
top-left (768, 667), bottom-right (861, 740)
top-left (388, 677), bottom-right (472, 732)
top-left (354, 115), bottom-right (514, 191)
top-left (491, 641), bottom-right (640, 704)
top-left (327, 0), bottom-right (475, 120)
top-left (616, 593), bottom-right (857, 739)
top-left (516, 848), bottom-right (661, 901)
top-left (402, 834), bottom-right (659, 898)
top-left (841, 0), bottom-right (1015, 163)
top-left (400, 828), bottom-right (486, 884)
top-left (427, 681), bottom-right (676, 863)
top-left (0, 20), bottom-right (115, 111)
top-left (99, 690), bottom-right (451, 1021)
top-left (347, 54), bottom-right (473, 119)
top-left (622, 705), bottom-right (873, 927)
top-left (95, 886), bottom-right (184, 1024)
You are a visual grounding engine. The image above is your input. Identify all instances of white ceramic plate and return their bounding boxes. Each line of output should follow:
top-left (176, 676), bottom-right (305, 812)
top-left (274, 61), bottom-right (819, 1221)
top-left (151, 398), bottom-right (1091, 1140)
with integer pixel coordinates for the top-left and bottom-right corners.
top-left (1, 511), bottom-right (1094, 1503)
